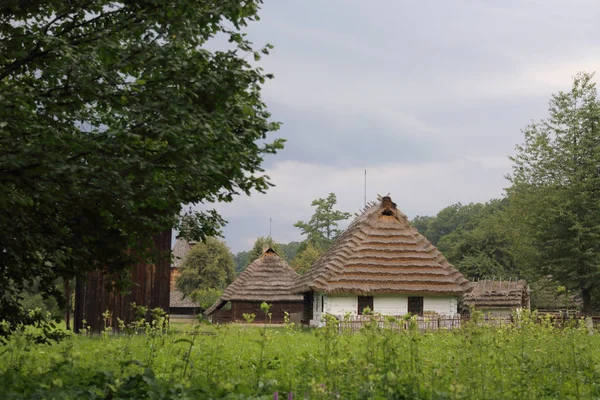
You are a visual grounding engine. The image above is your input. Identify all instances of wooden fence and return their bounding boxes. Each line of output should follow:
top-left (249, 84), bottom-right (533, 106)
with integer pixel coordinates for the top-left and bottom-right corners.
top-left (328, 313), bottom-right (600, 333)
top-left (333, 314), bottom-right (466, 333)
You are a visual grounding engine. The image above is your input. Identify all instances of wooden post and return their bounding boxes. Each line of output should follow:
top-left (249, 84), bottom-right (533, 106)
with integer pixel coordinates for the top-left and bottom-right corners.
top-left (74, 276), bottom-right (85, 333)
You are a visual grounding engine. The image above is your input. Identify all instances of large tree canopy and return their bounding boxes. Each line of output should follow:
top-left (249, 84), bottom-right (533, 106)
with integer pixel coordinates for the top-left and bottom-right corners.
top-left (508, 72), bottom-right (600, 314)
top-left (0, 0), bottom-right (282, 335)
top-left (412, 200), bottom-right (521, 280)
top-left (176, 237), bottom-right (235, 297)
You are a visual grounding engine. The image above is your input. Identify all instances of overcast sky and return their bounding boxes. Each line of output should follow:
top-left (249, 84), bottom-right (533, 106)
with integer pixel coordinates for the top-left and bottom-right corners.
top-left (198, 0), bottom-right (600, 253)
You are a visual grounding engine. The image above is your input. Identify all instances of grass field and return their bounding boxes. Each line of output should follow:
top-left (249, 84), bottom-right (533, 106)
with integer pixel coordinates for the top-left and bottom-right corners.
top-left (1, 314), bottom-right (599, 399)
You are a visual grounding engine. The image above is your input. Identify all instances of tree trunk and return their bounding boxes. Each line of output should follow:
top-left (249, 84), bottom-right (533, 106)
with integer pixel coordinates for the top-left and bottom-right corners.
top-left (582, 287), bottom-right (593, 316)
top-left (64, 279), bottom-right (70, 331)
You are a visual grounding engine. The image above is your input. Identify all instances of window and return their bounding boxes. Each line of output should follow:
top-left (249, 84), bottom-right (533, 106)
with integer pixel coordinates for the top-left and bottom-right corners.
top-left (408, 297), bottom-right (423, 316)
top-left (358, 296), bottom-right (373, 315)
top-left (321, 294), bottom-right (325, 313)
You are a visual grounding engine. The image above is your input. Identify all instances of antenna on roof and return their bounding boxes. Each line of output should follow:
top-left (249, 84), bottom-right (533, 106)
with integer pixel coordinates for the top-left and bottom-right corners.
top-left (364, 169), bottom-right (367, 207)
top-left (269, 217), bottom-right (272, 238)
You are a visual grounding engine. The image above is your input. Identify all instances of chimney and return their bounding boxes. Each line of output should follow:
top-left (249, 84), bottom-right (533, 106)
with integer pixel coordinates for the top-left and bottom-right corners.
top-left (381, 196), bottom-right (396, 209)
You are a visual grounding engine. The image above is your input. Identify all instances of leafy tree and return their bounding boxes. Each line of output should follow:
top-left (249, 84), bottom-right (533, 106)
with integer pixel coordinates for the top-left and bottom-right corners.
top-left (413, 199), bottom-right (522, 280)
top-left (190, 288), bottom-right (223, 311)
top-left (0, 1), bottom-right (282, 334)
top-left (294, 193), bottom-right (351, 249)
top-left (414, 203), bottom-right (486, 246)
top-left (507, 72), bottom-right (600, 314)
top-left (234, 250), bottom-right (250, 274)
top-left (411, 215), bottom-right (435, 239)
top-left (278, 241), bottom-right (302, 263)
top-left (245, 236), bottom-right (283, 268)
top-left (291, 242), bottom-right (324, 275)
top-left (176, 238), bottom-right (235, 297)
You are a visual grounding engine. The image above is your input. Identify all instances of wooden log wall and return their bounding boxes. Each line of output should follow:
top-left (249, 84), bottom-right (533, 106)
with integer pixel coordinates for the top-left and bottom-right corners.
top-left (74, 229), bottom-right (171, 333)
top-left (230, 301), bottom-right (304, 324)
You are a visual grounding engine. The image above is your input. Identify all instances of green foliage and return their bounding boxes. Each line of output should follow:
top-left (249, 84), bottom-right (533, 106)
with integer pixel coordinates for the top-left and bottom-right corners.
top-left (176, 237), bottom-right (235, 297)
top-left (234, 250), bottom-right (250, 274)
top-left (294, 193), bottom-right (351, 249)
top-left (2, 319), bottom-right (600, 398)
top-left (278, 241), bottom-right (302, 263)
top-left (413, 199), bottom-right (521, 279)
top-left (529, 276), bottom-right (579, 311)
top-left (291, 241), bottom-right (324, 274)
top-left (507, 71), bottom-right (600, 314)
top-left (190, 288), bottom-right (223, 310)
top-left (0, 0), bottom-right (282, 335)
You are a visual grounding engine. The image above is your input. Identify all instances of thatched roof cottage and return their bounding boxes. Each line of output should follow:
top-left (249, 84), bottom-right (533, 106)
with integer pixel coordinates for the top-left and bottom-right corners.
top-left (292, 196), bottom-right (471, 326)
top-left (169, 237), bottom-right (200, 315)
top-left (463, 279), bottom-right (530, 317)
top-left (205, 248), bottom-right (303, 323)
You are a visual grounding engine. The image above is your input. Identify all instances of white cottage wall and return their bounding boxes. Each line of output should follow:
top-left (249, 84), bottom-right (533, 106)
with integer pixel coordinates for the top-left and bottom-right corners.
top-left (325, 295), bottom-right (358, 315)
top-left (308, 293), bottom-right (459, 326)
top-left (373, 295), bottom-right (408, 315)
top-left (423, 297), bottom-right (457, 315)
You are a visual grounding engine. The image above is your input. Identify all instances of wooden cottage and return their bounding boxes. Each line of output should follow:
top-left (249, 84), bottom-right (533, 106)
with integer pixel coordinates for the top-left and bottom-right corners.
top-left (205, 248), bottom-right (303, 324)
top-left (169, 237), bottom-right (200, 315)
top-left (292, 196), bottom-right (471, 326)
top-left (463, 279), bottom-right (530, 317)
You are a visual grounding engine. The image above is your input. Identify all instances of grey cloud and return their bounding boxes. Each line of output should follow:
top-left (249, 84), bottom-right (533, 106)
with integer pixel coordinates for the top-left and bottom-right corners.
top-left (195, 0), bottom-right (600, 253)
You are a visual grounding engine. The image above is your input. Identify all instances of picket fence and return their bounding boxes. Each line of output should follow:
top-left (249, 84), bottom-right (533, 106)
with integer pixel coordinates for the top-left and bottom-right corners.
top-left (327, 313), bottom-right (600, 333)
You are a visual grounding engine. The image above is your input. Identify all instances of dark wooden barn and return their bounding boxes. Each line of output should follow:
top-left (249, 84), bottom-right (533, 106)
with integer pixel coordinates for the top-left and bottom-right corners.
top-left (205, 248), bottom-right (303, 324)
top-left (74, 229), bottom-right (171, 333)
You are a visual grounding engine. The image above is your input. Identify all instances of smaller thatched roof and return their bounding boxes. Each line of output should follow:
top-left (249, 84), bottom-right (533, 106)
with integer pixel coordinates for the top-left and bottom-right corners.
top-left (205, 248), bottom-right (302, 316)
top-left (170, 287), bottom-right (200, 309)
top-left (463, 279), bottom-right (529, 309)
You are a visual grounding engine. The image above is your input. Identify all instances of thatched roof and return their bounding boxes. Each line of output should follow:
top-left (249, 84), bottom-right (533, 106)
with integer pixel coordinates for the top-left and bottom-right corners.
top-left (293, 196), bottom-right (471, 296)
top-left (170, 287), bottom-right (200, 309)
top-left (172, 237), bottom-right (195, 269)
top-left (205, 248), bottom-right (303, 316)
top-left (463, 279), bottom-right (529, 309)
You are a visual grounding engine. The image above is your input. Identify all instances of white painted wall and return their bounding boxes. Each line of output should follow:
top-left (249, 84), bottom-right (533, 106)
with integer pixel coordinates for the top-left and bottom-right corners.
top-left (308, 292), bottom-right (459, 326)
top-left (325, 295), bottom-right (358, 315)
top-left (423, 297), bottom-right (457, 315)
top-left (373, 295), bottom-right (408, 315)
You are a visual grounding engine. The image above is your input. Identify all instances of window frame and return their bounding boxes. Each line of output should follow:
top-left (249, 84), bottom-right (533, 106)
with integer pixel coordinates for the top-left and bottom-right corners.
top-left (357, 295), bottom-right (374, 315)
top-left (407, 296), bottom-right (424, 316)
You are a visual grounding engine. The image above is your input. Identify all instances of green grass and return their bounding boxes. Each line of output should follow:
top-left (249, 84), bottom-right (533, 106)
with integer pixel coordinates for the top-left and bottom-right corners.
top-left (1, 314), bottom-right (600, 399)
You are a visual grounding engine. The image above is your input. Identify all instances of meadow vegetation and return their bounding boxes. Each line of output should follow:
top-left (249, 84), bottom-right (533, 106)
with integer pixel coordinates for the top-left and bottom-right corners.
top-left (1, 312), bottom-right (599, 399)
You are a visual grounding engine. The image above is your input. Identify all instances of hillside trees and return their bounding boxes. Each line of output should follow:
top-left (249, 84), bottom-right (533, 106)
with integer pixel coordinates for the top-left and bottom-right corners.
top-left (291, 193), bottom-right (351, 273)
top-left (176, 238), bottom-right (235, 298)
top-left (0, 0), bottom-right (282, 335)
top-left (412, 200), bottom-right (522, 280)
top-left (507, 72), bottom-right (600, 314)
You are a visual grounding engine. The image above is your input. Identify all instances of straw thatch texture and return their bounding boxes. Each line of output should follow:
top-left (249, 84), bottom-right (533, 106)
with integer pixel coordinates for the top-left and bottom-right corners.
top-left (293, 196), bottom-right (471, 295)
top-left (463, 279), bottom-right (529, 309)
top-left (169, 287), bottom-right (200, 309)
top-left (205, 248), bottom-right (303, 316)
